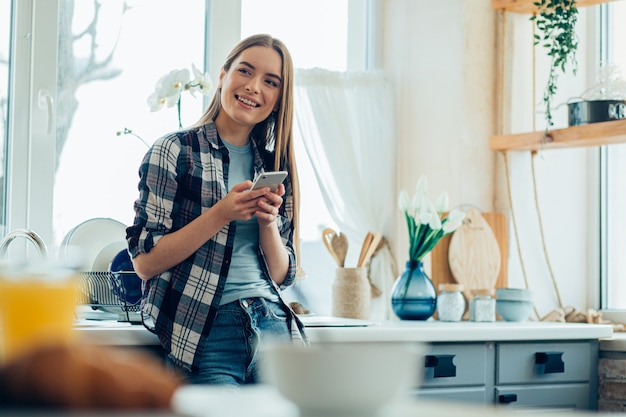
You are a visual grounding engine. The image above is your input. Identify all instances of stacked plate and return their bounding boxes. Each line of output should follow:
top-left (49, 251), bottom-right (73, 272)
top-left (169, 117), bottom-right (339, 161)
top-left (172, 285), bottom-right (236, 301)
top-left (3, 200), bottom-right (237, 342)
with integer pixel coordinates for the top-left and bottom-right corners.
top-left (60, 218), bottom-right (128, 271)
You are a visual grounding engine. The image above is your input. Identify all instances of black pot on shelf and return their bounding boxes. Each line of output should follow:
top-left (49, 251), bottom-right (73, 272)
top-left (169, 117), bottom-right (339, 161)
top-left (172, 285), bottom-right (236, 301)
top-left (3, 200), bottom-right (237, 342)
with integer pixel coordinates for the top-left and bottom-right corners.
top-left (568, 99), bottom-right (626, 126)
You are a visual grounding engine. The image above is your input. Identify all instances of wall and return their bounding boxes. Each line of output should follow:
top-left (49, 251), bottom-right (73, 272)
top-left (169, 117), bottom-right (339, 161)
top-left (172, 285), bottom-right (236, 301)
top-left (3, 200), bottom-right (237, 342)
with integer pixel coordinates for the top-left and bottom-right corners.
top-left (383, 0), bottom-right (597, 317)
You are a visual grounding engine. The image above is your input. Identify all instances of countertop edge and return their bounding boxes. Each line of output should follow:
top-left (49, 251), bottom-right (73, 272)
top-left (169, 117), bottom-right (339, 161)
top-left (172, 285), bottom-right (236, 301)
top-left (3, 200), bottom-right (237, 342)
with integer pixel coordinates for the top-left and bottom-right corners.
top-left (74, 320), bottom-right (614, 346)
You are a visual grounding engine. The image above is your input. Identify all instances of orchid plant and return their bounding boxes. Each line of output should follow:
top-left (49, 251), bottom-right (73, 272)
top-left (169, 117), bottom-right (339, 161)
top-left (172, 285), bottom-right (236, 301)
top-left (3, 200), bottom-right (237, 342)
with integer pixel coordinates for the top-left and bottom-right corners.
top-left (398, 176), bottom-right (466, 263)
top-left (118, 64), bottom-right (212, 142)
top-left (147, 64), bottom-right (213, 128)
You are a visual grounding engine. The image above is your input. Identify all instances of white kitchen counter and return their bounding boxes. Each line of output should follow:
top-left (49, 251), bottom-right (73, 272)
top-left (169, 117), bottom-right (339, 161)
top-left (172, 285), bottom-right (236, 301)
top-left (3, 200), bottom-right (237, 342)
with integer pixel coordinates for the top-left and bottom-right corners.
top-left (75, 320), bottom-right (160, 346)
top-left (304, 319), bottom-right (613, 343)
top-left (74, 318), bottom-right (613, 346)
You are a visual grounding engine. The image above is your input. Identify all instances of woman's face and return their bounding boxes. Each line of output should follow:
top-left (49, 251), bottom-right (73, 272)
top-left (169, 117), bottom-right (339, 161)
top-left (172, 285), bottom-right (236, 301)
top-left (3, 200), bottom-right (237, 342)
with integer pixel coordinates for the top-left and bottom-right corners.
top-left (218, 45), bottom-right (283, 130)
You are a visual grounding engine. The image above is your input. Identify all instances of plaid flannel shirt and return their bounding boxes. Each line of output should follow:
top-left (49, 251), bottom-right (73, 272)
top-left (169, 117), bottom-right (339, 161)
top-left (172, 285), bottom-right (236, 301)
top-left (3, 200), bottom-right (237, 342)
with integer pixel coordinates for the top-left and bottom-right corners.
top-left (126, 123), bottom-right (305, 371)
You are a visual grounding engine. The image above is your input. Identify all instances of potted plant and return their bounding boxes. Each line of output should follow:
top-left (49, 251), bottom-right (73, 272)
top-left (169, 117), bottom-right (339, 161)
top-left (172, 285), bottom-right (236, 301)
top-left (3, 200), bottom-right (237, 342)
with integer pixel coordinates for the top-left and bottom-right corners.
top-left (531, 0), bottom-right (579, 133)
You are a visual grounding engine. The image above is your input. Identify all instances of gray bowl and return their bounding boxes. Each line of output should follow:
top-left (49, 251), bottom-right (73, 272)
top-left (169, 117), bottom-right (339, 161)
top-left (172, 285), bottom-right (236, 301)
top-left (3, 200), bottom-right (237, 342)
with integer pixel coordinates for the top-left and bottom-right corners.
top-left (496, 288), bottom-right (533, 302)
top-left (496, 299), bottom-right (533, 322)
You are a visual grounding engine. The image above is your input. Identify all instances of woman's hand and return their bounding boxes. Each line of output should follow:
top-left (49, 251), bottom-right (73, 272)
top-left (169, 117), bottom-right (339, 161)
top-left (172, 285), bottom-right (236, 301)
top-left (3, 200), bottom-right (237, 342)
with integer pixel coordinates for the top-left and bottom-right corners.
top-left (217, 181), bottom-right (278, 222)
top-left (254, 183), bottom-right (285, 227)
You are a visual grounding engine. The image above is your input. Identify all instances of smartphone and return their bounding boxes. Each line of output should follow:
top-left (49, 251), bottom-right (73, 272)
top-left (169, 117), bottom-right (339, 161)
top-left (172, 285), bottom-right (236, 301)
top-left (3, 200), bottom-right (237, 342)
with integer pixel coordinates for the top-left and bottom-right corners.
top-left (250, 171), bottom-right (288, 191)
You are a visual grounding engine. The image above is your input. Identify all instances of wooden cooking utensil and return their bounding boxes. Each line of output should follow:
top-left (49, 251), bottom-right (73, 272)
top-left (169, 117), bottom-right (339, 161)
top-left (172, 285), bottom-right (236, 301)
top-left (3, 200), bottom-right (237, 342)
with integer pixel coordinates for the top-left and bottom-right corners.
top-left (360, 232), bottom-right (382, 267)
top-left (331, 232), bottom-right (349, 267)
top-left (357, 232), bottom-right (374, 267)
top-left (322, 227), bottom-right (342, 267)
top-left (448, 208), bottom-right (501, 300)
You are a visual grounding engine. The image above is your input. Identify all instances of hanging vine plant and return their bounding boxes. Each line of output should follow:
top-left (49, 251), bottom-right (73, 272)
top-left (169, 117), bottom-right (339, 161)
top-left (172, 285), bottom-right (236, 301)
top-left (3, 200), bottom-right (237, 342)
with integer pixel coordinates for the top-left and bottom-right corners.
top-left (530, 0), bottom-right (579, 132)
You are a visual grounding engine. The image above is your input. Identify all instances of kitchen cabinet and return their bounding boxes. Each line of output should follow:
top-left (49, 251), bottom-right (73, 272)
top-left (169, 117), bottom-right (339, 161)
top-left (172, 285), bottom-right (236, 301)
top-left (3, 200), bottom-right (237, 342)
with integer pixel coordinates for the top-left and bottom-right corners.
top-left (297, 321), bottom-right (610, 411)
top-left (417, 339), bottom-right (599, 410)
top-left (75, 320), bottom-right (611, 410)
top-left (490, 0), bottom-right (626, 152)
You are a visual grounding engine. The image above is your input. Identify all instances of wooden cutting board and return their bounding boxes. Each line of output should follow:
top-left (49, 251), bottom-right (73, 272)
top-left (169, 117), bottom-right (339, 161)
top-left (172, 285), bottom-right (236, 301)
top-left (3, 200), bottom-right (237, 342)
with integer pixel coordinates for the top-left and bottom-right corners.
top-left (431, 211), bottom-right (508, 296)
top-left (447, 208), bottom-right (501, 300)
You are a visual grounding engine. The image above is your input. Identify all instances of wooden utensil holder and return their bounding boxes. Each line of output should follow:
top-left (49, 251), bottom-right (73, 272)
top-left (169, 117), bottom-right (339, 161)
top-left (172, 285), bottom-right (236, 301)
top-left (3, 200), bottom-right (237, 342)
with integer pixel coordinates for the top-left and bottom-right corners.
top-left (331, 267), bottom-right (371, 319)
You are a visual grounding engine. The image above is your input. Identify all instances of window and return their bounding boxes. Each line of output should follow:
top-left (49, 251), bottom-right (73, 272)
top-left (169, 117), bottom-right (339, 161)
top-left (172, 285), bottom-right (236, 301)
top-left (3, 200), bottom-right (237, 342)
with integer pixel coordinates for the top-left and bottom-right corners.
top-left (3, 0), bottom-right (370, 314)
top-left (53, 0), bottom-right (207, 245)
top-left (600, 1), bottom-right (626, 310)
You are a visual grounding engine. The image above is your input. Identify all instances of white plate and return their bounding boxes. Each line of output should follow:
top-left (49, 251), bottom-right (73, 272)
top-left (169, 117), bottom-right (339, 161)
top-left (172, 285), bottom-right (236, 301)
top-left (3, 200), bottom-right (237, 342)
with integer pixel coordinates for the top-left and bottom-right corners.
top-left (92, 240), bottom-right (128, 272)
top-left (60, 218), bottom-right (127, 271)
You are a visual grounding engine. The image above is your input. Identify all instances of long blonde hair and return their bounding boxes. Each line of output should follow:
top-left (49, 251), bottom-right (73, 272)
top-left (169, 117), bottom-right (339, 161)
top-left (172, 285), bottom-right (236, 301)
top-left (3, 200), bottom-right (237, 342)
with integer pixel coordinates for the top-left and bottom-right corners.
top-left (195, 34), bottom-right (302, 273)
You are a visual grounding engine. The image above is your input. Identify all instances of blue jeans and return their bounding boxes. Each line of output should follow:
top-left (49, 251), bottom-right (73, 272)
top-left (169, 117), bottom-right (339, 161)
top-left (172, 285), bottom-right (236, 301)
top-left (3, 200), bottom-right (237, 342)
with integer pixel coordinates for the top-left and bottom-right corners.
top-left (168, 297), bottom-right (292, 386)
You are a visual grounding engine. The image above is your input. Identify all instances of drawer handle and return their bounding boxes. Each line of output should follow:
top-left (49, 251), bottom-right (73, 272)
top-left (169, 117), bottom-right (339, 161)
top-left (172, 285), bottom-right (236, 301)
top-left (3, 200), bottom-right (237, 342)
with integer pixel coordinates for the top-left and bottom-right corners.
top-left (424, 354), bottom-right (456, 378)
top-left (535, 351), bottom-right (564, 374)
top-left (499, 394), bottom-right (518, 404)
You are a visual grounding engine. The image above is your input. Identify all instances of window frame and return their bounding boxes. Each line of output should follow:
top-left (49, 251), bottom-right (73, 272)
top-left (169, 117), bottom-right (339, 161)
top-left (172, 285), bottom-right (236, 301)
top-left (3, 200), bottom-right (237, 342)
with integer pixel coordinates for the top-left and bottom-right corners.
top-left (597, 2), bottom-right (626, 318)
top-left (6, 0), bottom-right (59, 244)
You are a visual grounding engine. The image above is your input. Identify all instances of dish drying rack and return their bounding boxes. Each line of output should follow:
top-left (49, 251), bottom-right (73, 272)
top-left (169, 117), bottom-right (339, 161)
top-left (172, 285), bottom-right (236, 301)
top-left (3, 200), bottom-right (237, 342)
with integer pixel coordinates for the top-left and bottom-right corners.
top-left (77, 271), bottom-right (141, 323)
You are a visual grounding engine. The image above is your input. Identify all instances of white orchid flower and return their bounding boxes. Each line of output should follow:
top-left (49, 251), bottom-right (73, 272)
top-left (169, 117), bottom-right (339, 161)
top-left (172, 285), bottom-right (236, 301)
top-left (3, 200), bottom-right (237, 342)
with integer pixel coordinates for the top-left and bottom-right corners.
top-left (442, 209), bottom-right (467, 233)
top-left (147, 91), bottom-right (167, 112)
top-left (398, 190), bottom-right (411, 213)
top-left (154, 69), bottom-right (190, 108)
top-left (435, 191), bottom-right (449, 213)
top-left (188, 63), bottom-right (213, 97)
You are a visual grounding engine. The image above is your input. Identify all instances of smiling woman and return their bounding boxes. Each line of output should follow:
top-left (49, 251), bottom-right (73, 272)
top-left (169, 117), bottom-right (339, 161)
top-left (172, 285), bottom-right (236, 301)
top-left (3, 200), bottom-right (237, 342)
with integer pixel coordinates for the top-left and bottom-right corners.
top-left (1, 0), bottom-right (369, 318)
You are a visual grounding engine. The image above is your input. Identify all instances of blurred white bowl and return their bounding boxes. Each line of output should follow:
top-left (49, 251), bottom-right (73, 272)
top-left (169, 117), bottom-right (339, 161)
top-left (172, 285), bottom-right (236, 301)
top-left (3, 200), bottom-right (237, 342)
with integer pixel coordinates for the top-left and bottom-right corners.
top-left (259, 342), bottom-right (423, 417)
top-left (496, 299), bottom-right (534, 321)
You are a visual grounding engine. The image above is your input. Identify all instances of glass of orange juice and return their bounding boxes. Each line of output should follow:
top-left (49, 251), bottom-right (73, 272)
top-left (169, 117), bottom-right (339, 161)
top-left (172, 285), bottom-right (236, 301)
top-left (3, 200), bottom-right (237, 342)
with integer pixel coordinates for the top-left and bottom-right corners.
top-left (0, 264), bottom-right (80, 362)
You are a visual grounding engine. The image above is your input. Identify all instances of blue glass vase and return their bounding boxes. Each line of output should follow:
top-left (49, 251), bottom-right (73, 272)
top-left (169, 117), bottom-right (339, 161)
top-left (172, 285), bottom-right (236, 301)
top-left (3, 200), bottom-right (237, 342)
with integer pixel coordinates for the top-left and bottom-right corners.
top-left (391, 260), bottom-right (437, 320)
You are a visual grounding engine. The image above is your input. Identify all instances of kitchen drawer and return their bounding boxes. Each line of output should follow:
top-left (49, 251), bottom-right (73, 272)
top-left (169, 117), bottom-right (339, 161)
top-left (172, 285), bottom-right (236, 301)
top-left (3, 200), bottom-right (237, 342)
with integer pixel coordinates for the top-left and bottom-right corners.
top-left (416, 387), bottom-right (487, 404)
top-left (497, 342), bottom-right (592, 384)
top-left (420, 343), bottom-right (489, 388)
top-left (495, 383), bottom-right (590, 410)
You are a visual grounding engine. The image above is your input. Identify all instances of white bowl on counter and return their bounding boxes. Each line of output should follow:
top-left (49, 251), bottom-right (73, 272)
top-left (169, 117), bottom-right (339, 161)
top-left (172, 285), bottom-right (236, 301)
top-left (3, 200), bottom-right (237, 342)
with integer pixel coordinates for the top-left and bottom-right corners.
top-left (259, 342), bottom-right (423, 417)
top-left (495, 288), bottom-right (534, 321)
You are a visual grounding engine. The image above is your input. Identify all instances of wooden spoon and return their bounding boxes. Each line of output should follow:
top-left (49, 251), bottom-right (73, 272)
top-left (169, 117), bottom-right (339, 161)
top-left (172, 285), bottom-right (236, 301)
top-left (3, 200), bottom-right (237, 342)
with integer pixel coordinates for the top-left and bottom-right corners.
top-left (357, 232), bottom-right (374, 267)
top-left (331, 232), bottom-right (349, 268)
top-left (322, 227), bottom-right (342, 267)
top-left (360, 232), bottom-right (382, 267)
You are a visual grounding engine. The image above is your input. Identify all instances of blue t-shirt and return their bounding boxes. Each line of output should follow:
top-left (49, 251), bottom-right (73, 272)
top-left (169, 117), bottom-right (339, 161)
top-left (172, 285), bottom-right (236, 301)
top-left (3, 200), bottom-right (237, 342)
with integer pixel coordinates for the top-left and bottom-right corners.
top-left (220, 139), bottom-right (277, 305)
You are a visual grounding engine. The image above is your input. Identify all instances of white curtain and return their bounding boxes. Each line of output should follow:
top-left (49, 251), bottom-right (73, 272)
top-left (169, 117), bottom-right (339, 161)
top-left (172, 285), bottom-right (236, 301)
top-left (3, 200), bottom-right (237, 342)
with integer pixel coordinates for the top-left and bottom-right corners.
top-left (294, 68), bottom-right (397, 320)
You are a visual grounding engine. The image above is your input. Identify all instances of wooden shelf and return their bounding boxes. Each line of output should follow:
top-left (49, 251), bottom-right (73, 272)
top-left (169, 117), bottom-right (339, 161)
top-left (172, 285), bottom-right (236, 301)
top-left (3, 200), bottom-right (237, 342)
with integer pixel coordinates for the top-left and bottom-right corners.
top-left (489, 119), bottom-right (626, 151)
top-left (492, 0), bottom-right (619, 13)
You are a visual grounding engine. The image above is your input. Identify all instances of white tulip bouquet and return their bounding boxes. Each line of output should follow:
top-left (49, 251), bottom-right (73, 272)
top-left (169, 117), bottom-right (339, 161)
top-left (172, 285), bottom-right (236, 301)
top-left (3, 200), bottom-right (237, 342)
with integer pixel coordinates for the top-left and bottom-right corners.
top-left (398, 176), bottom-right (466, 263)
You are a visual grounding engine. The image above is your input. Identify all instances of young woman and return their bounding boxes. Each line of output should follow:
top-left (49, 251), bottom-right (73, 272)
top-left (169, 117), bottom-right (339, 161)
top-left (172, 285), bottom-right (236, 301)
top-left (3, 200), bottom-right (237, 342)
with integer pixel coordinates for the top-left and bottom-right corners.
top-left (126, 34), bottom-right (306, 385)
